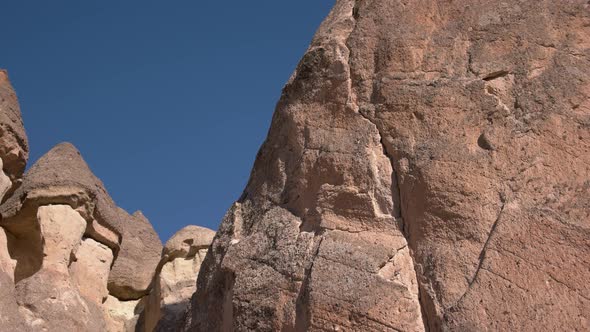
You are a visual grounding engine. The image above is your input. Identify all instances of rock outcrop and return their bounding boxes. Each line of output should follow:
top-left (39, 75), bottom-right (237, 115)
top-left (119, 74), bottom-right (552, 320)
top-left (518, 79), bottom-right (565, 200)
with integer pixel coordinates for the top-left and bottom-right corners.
top-left (2, 0), bottom-right (590, 330)
top-left (1, 142), bottom-right (163, 300)
top-left (143, 226), bottom-right (215, 332)
top-left (0, 70), bottom-right (28, 201)
top-left (0, 70), bottom-right (217, 331)
top-left (0, 142), bottom-right (164, 331)
top-left (184, 0), bottom-right (590, 331)
top-left (0, 73), bottom-right (167, 332)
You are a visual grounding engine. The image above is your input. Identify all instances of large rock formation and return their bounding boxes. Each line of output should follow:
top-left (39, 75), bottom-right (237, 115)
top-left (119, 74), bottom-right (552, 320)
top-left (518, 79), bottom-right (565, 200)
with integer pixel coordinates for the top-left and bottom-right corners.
top-left (0, 142), bottom-right (164, 331)
top-left (0, 72), bottom-right (167, 331)
top-left (1, 142), bottom-right (163, 299)
top-left (2, 0), bottom-right (590, 330)
top-left (0, 70), bottom-right (218, 331)
top-left (184, 0), bottom-right (590, 331)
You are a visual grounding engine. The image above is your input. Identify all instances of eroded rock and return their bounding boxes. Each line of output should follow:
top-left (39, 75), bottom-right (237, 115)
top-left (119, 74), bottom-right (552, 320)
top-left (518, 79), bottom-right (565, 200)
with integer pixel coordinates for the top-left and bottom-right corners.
top-left (0, 70), bottom-right (28, 198)
top-left (103, 295), bottom-right (143, 332)
top-left (14, 205), bottom-right (108, 332)
top-left (184, 0), bottom-right (590, 331)
top-left (0, 71), bottom-right (165, 331)
top-left (70, 237), bottom-right (114, 304)
top-left (144, 225), bottom-right (215, 332)
top-left (0, 142), bottom-right (163, 300)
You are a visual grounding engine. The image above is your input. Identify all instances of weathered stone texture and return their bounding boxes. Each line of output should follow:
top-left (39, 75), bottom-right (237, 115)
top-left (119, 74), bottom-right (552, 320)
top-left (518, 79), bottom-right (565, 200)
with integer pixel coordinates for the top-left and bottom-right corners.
top-left (184, 0), bottom-right (590, 331)
top-left (0, 142), bottom-right (163, 300)
top-left (0, 70), bottom-right (28, 205)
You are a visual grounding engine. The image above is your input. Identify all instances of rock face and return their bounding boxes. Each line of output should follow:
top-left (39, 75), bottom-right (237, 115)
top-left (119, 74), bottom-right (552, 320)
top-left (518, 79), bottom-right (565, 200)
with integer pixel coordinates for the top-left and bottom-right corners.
top-left (0, 70), bottom-right (28, 201)
top-left (184, 0), bottom-right (590, 331)
top-left (144, 225), bottom-right (215, 332)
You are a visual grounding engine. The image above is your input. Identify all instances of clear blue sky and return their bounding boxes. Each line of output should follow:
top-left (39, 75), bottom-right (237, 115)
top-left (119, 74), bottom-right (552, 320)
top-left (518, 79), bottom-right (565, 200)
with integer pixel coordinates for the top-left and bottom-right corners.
top-left (1, 1), bottom-right (334, 241)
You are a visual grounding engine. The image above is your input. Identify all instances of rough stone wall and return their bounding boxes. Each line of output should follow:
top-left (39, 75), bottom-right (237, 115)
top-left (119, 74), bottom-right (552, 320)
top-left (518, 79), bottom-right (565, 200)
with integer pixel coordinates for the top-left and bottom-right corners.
top-left (185, 0), bottom-right (590, 331)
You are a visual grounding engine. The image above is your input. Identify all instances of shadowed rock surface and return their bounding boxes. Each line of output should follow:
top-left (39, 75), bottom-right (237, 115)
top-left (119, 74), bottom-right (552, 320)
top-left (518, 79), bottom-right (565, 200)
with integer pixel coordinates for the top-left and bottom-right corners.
top-left (183, 0), bottom-right (590, 331)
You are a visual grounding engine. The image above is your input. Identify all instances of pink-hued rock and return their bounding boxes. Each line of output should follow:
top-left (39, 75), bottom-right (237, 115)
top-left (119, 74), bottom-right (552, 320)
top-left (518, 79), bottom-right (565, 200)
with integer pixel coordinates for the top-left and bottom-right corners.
top-left (183, 0), bottom-right (590, 331)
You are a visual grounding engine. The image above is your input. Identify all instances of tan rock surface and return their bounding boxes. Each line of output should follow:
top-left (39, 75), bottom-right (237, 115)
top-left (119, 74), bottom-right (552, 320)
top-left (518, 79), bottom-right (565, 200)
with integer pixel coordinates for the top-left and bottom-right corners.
top-left (70, 237), bottom-right (114, 304)
top-left (103, 295), bottom-right (143, 332)
top-left (163, 225), bottom-right (215, 260)
top-left (184, 0), bottom-right (590, 331)
top-left (0, 226), bottom-right (29, 331)
top-left (37, 205), bottom-right (87, 272)
top-left (0, 72), bottom-right (31, 331)
top-left (144, 225), bottom-right (215, 332)
top-left (15, 205), bottom-right (108, 332)
top-left (0, 142), bottom-right (163, 300)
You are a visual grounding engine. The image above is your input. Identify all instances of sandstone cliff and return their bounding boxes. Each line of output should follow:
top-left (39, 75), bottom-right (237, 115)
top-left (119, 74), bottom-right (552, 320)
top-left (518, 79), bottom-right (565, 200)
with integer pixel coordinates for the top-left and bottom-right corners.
top-left (183, 0), bottom-right (590, 331)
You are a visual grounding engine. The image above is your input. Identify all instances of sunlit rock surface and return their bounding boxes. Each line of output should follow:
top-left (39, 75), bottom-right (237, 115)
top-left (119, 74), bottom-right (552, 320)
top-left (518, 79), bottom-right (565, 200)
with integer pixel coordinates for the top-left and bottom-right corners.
top-left (183, 0), bottom-right (590, 331)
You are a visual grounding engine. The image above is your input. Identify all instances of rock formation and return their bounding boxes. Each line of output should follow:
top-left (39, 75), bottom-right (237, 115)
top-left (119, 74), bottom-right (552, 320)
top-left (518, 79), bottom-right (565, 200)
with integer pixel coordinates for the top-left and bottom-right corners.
top-left (0, 141), bottom-right (164, 331)
top-left (0, 70), bottom-right (28, 202)
top-left (0, 71), bottom-right (215, 331)
top-left (183, 0), bottom-right (590, 331)
top-left (143, 225), bottom-right (215, 332)
top-left (0, 71), bottom-right (169, 332)
top-left (2, 0), bottom-right (590, 330)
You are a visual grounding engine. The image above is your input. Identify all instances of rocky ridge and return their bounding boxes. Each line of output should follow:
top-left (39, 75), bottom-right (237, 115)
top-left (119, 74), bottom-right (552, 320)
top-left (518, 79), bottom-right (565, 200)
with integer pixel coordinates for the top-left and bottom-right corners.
top-left (1, 0), bottom-right (589, 331)
top-left (0, 72), bottom-right (215, 331)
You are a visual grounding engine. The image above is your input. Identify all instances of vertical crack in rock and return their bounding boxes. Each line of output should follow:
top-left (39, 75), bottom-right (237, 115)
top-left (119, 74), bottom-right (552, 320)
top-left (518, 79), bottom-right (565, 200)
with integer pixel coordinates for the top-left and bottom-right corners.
top-left (342, 1), bottom-right (429, 330)
top-left (295, 235), bottom-right (323, 332)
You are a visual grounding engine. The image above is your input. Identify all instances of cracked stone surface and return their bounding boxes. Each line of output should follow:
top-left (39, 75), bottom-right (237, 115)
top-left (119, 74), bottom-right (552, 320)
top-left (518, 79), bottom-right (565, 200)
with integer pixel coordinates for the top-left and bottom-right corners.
top-left (184, 0), bottom-right (590, 331)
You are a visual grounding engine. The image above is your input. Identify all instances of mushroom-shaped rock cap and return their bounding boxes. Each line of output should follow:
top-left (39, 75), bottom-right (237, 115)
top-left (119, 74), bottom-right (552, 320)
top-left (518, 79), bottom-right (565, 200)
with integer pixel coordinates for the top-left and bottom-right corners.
top-left (0, 70), bottom-right (29, 182)
top-left (164, 225), bottom-right (215, 260)
top-left (0, 142), bottom-right (162, 300)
